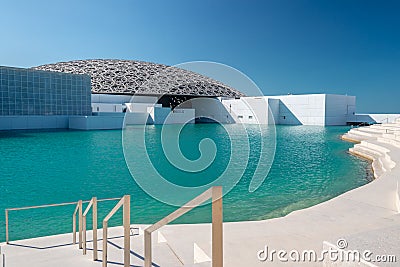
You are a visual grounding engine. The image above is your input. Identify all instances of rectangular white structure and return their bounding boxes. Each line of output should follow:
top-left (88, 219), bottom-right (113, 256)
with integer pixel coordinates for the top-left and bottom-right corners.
top-left (154, 107), bottom-right (195, 124)
top-left (325, 94), bottom-right (356, 125)
top-left (92, 103), bottom-right (123, 113)
top-left (84, 93), bottom-right (359, 128)
top-left (221, 97), bottom-right (277, 124)
top-left (221, 94), bottom-right (356, 126)
top-left (275, 94), bottom-right (326, 125)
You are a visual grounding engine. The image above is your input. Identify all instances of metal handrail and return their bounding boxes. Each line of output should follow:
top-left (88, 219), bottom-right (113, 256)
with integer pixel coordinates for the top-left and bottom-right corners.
top-left (380, 117), bottom-right (390, 124)
top-left (380, 116), bottom-right (400, 124)
top-left (144, 186), bottom-right (223, 267)
top-left (102, 195), bottom-right (131, 267)
top-left (4, 197), bottom-right (120, 244)
top-left (82, 197), bottom-right (97, 260)
top-left (72, 200), bottom-right (83, 248)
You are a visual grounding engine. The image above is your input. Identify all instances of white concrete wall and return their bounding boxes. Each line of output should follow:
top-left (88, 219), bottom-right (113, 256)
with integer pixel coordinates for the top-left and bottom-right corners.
top-left (126, 103), bottom-right (161, 113)
top-left (221, 97), bottom-right (279, 125)
top-left (167, 109), bottom-right (195, 124)
top-left (325, 94), bottom-right (356, 126)
top-left (273, 94), bottom-right (326, 125)
top-left (222, 96), bottom-right (325, 125)
top-left (190, 98), bottom-right (235, 123)
top-left (220, 94), bottom-right (355, 126)
top-left (0, 116), bottom-right (69, 130)
top-left (154, 107), bottom-right (195, 125)
top-left (92, 103), bottom-right (123, 113)
top-left (88, 93), bottom-right (358, 126)
top-left (91, 94), bottom-right (132, 104)
top-left (222, 98), bottom-right (256, 124)
top-left (268, 98), bottom-right (280, 125)
top-left (241, 97), bottom-right (269, 124)
top-left (69, 115), bottom-right (124, 130)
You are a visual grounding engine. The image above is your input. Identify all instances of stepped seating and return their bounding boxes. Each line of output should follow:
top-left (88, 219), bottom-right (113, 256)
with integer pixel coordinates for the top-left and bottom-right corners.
top-left (378, 136), bottom-right (400, 149)
top-left (356, 126), bottom-right (400, 135)
top-left (357, 127), bottom-right (388, 134)
top-left (348, 128), bottom-right (381, 138)
top-left (349, 144), bottom-right (384, 178)
top-left (345, 123), bottom-right (398, 179)
top-left (371, 123), bottom-right (400, 128)
top-left (371, 123), bottom-right (400, 131)
top-left (375, 128), bottom-right (400, 135)
top-left (382, 133), bottom-right (400, 141)
top-left (341, 127), bottom-right (381, 142)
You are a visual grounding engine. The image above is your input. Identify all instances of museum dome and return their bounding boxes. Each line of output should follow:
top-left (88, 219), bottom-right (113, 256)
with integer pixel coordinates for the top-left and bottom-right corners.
top-left (34, 59), bottom-right (245, 97)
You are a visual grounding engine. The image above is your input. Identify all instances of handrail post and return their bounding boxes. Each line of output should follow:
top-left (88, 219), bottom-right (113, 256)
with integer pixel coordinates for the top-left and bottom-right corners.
top-left (83, 214), bottom-right (87, 254)
top-left (73, 208), bottom-right (77, 244)
top-left (102, 220), bottom-right (108, 267)
top-left (83, 197), bottom-right (95, 256)
top-left (212, 186), bottom-right (223, 267)
top-left (144, 230), bottom-right (152, 267)
top-left (144, 187), bottom-right (223, 267)
top-left (102, 195), bottom-right (131, 267)
top-left (78, 200), bottom-right (83, 249)
top-left (93, 197), bottom-right (98, 261)
top-left (123, 195), bottom-right (130, 267)
top-left (4, 197), bottom-right (120, 250)
top-left (5, 210), bottom-right (9, 244)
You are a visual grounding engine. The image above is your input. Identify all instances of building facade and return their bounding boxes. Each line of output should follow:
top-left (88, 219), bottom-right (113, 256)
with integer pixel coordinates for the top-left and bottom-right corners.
top-left (0, 60), bottom-right (372, 130)
top-left (0, 66), bottom-right (91, 116)
top-left (220, 94), bottom-right (356, 126)
top-left (0, 66), bottom-right (91, 130)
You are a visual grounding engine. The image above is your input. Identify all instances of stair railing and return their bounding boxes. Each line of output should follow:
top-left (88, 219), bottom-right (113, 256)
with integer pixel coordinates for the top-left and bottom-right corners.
top-left (82, 197), bottom-right (97, 259)
top-left (72, 200), bottom-right (83, 248)
top-left (144, 186), bottom-right (223, 267)
top-left (102, 195), bottom-right (131, 267)
top-left (5, 197), bottom-right (120, 247)
top-left (6, 200), bottom-right (84, 244)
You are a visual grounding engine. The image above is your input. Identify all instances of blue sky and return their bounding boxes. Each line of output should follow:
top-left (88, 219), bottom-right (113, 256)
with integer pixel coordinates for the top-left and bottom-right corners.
top-left (0, 0), bottom-right (399, 113)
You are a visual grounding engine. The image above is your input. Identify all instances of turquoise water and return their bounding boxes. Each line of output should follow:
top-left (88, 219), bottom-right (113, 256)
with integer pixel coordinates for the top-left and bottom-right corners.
top-left (0, 125), bottom-right (370, 241)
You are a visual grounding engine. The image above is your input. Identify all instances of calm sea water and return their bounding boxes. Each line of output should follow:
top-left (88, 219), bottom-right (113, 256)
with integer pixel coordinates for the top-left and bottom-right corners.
top-left (0, 125), bottom-right (370, 241)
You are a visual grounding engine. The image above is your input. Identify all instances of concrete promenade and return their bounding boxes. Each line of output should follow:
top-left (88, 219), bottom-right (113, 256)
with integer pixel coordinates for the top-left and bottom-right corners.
top-left (1, 122), bottom-right (400, 266)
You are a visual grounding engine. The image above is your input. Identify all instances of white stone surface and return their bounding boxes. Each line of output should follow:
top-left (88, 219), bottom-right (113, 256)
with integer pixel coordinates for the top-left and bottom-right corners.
top-left (193, 243), bottom-right (211, 264)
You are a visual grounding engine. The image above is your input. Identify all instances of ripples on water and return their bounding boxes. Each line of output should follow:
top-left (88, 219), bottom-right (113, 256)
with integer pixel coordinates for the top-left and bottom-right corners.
top-left (0, 125), bottom-right (369, 241)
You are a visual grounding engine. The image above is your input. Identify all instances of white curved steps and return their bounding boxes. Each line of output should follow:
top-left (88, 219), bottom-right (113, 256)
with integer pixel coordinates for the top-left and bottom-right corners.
top-left (344, 123), bottom-right (398, 179)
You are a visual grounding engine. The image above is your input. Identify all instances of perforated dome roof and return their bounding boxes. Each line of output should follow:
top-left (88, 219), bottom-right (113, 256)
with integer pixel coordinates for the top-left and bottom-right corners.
top-left (34, 59), bottom-right (245, 97)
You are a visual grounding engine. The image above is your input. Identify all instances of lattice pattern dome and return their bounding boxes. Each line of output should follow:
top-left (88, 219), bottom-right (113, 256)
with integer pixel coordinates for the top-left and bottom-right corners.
top-left (33, 59), bottom-right (245, 97)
